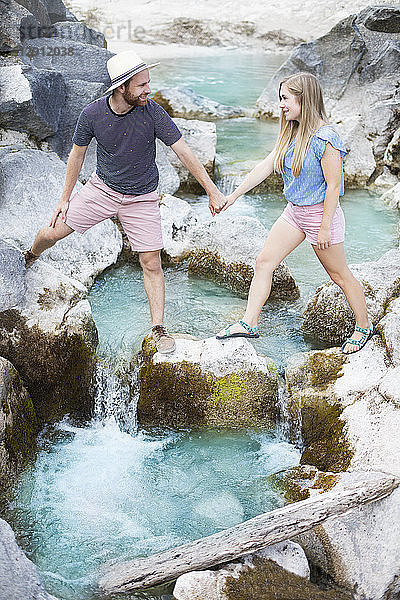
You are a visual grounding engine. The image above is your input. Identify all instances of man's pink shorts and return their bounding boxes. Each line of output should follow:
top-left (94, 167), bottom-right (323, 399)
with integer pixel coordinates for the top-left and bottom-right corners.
top-left (65, 172), bottom-right (163, 252)
top-left (280, 201), bottom-right (345, 245)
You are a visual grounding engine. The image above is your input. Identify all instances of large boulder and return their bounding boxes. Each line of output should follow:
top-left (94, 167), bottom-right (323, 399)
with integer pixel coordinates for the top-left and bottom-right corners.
top-left (153, 87), bottom-right (246, 121)
top-left (0, 518), bottom-right (58, 600)
top-left (281, 339), bottom-right (400, 600)
top-left (378, 296), bottom-right (400, 366)
top-left (256, 9), bottom-right (400, 187)
top-left (0, 0), bottom-right (38, 53)
top-left (51, 20), bottom-right (106, 47)
top-left (384, 127), bottom-right (400, 174)
top-left (163, 118), bottom-right (216, 193)
top-left (137, 336), bottom-right (280, 428)
top-left (156, 140), bottom-right (181, 196)
top-left (0, 58), bottom-right (66, 139)
top-left (0, 146), bottom-right (122, 286)
top-left (302, 248), bottom-right (400, 345)
top-left (188, 214), bottom-right (299, 300)
top-left (159, 194), bottom-right (199, 260)
top-left (0, 357), bottom-right (37, 487)
top-left (0, 239), bottom-right (26, 311)
top-left (381, 181), bottom-right (400, 209)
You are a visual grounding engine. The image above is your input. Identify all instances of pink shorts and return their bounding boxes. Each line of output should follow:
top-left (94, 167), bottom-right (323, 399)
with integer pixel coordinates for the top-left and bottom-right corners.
top-left (65, 172), bottom-right (163, 252)
top-left (280, 201), bottom-right (345, 245)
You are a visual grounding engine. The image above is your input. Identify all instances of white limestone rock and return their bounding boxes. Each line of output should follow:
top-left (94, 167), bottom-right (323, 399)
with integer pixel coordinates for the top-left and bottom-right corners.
top-left (378, 296), bottom-right (400, 365)
top-left (381, 182), bottom-right (400, 210)
top-left (0, 147), bottom-right (122, 287)
top-left (302, 248), bottom-right (400, 345)
top-left (156, 140), bottom-right (181, 196)
top-left (384, 127), bottom-right (400, 173)
top-left (370, 167), bottom-right (399, 194)
top-left (153, 86), bottom-right (247, 121)
top-left (159, 194), bottom-right (199, 259)
top-left (0, 239), bottom-right (26, 311)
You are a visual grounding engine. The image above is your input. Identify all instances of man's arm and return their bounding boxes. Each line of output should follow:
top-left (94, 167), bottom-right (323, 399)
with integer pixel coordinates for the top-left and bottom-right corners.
top-left (50, 144), bottom-right (88, 227)
top-left (170, 137), bottom-right (226, 216)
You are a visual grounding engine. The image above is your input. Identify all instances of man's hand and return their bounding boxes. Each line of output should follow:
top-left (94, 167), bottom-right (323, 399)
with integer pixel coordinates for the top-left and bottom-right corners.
top-left (208, 189), bottom-right (227, 216)
top-left (221, 193), bottom-right (236, 212)
top-left (50, 199), bottom-right (69, 228)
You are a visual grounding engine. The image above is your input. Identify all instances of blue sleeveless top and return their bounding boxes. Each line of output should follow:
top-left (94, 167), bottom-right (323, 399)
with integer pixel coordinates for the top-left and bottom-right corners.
top-left (282, 125), bottom-right (347, 206)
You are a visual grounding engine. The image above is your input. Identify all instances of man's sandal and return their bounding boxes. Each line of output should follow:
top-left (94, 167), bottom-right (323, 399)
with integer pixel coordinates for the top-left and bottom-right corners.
top-left (216, 319), bottom-right (259, 340)
top-left (341, 324), bottom-right (375, 355)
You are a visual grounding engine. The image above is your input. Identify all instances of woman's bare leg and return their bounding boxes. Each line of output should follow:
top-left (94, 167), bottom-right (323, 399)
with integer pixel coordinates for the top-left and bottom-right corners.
top-left (217, 218), bottom-right (305, 336)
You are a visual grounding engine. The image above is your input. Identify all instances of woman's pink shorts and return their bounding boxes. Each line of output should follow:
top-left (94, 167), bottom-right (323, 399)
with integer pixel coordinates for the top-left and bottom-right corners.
top-left (65, 172), bottom-right (163, 252)
top-left (280, 201), bottom-right (345, 245)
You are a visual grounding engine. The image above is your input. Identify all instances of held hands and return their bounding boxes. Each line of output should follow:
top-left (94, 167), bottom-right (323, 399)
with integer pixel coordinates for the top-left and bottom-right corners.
top-left (208, 189), bottom-right (227, 216)
top-left (317, 226), bottom-right (331, 250)
top-left (50, 199), bottom-right (69, 228)
top-left (221, 193), bottom-right (236, 212)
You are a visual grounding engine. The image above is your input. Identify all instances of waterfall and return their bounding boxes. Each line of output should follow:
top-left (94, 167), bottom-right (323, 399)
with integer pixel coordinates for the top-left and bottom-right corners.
top-left (92, 356), bottom-right (141, 435)
top-left (277, 383), bottom-right (303, 449)
top-left (214, 173), bottom-right (245, 196)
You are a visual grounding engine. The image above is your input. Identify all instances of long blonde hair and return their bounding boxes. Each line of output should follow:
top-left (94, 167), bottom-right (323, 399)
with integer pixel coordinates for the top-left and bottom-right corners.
top-left (274, 72), bottom-right (328, 178)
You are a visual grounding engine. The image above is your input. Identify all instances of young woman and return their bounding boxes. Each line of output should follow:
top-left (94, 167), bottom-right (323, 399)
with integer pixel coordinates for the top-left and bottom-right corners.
top-left (216, 72), bottom-right (374, 354)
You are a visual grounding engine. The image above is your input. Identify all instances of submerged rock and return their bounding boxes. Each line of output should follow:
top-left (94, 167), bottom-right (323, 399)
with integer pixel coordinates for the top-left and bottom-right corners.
top-left (0, 357), bottom-right (37, 489)
top-left (153, 87), bottom-right (247, 121)
top-left (302, 248), bottom-right (400, 345)
top-left (137, 336), bottom-right (280, 428)
top-left (173, 541), bottom-right (310, 600)
top-left (188, 214), bottom-right (299, 300)
top-left (163, 118), bottom-right (216, 193)
top-left (0, 518), bottom-right (58, 600)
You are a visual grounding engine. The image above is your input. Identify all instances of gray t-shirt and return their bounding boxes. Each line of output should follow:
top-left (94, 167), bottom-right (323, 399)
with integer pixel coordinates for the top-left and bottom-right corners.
top-left (72, 96), bottom-right (182, 195)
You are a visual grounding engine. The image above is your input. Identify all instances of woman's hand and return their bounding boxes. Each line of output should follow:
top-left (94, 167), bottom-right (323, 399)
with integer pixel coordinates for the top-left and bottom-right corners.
top-left (221, 194), bottom-right (236, 212)
top-left (317, 226), bottom-right (331, 250)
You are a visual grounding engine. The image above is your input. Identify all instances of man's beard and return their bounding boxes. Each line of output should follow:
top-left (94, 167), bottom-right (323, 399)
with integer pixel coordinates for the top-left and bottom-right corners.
top-left (122, 89), bottom-right (146, 106)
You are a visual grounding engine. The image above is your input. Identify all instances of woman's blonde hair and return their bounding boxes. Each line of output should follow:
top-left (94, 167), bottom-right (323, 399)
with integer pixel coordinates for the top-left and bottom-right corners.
top-left (274, 72), bottom-right (328, 178)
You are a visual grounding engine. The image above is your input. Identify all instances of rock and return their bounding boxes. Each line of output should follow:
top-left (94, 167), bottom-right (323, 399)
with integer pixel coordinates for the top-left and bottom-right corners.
top-left (0, 518), bottom-right (58, 600)
top-left (45, 0), bottom-right (68, 24)
top-left (384, 127), bottom-right (400, 174)
top-left (381, 181), bottom-right (400, 209)
top-left (156, 140), bottom-right (181, 196)
top-left (189, 214), bottom-right (299, 300)
top-left (0, 357), bottom-right (37, 486)
top-left (138, 336), bottom-right (280, 428)
top-left (160, 194), bottom-right (199, 260)
top-left (361, 6), bottom-right (400, 34)
top-left (163, 118), bottom-right (216, 193)
top-left (153, 87), bottom-right (247, 121)
top-left (302, 248), bottom-right (400, 345)
top-left (51, 21), bottom-right (105, 46)
top-left (0, 146), bottom-right (122, 286)
top-left (370, 167), bottom-right (399, 194)
top-left (0, 240), bottom-right (26, 311)
top-left (0, 0), bottom-right (37, 53)
top-left (173, 540), bottom-right (310, 600)
top-left (0, 59), bottom-right (66, 138)
top-left (20, 37), bottom-right (113, 83)
top-left (256, 9), bottom-right (400, 187)
top-left (16, 0), bottom-right (50, 27)
top-left (0, 261), bottom-right (98, 422)
top-left (378, 296), bottom-right (400, 366)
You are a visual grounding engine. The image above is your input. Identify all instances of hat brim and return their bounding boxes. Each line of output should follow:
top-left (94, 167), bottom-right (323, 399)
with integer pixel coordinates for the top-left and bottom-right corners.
top-left (104, 62), bottom-right (160, 94)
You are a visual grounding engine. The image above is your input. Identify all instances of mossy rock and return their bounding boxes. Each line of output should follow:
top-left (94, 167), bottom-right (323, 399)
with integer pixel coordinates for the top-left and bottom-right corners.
top-left (271, 465), bottom-right (341, 504)
top-left (137, 337), bottom-right (280, 428)
top-left (0, 310), bottom-right (97, 424)
top-left (224, 556), bottom-right (352, 600)
top-left (188, 249), bottom-right (299, 300)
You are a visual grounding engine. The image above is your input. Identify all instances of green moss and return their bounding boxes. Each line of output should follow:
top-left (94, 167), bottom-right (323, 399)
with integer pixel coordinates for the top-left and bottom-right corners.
top-left (311, 472), bottom-right (340, 492)
top-left (224, 557), bottom-right (353, 600)
top-left (306, 353), bottom-right (344, 389)
top-left (207, 373), bottom-right (245, 409)
top-left (37, 283), bottom-right (68, 310)
top-left (188, 250), bottom-right (299, 300)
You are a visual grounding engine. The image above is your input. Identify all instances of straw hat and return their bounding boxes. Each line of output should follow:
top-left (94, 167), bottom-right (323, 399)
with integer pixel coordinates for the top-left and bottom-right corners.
top-left (105, 50), bottom-right (160, 93)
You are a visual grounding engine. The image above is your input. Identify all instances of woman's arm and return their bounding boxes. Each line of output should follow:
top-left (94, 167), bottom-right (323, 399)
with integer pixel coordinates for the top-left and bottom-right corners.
top-left (317, 143), bottom-right (342, 249)
top-left (222, 149), bottom-right (276, 211)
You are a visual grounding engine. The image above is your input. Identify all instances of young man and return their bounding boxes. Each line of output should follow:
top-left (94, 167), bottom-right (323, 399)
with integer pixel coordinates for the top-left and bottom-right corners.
top-left (24, 50), bottom-right (227, 354)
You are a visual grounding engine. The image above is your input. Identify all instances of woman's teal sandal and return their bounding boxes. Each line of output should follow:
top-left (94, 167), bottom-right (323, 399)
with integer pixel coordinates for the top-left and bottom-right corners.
top-left (341, 324), bottom-right (375, 355)
top-left (216, 320), bottom-right (259, 340)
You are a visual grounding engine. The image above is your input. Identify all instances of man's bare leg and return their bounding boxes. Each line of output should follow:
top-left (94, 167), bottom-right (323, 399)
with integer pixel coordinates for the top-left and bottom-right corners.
top-left (31, 220), bottom-right (74, 257)
top-left (139, 250), bottom-right (175, 353)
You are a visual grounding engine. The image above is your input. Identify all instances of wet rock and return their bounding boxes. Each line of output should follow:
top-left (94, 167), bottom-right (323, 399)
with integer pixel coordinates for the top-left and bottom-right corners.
top-left (256, 9), bottom-right (400, 187)
top-left (189, 214), bottom-right (299, 300)
top-left (302, 248), bottom-right (400, 345)
top-left (0, 357), bottom-right (37, 487)
top-left (138, 336), bottom-right (280, 428)
top-left (0, 59), bottom-right (66, 139)
top-left (20, 37), bottom-right (112, 83)
top-left (153, 87), bottom-right (246, 121)
top-left (0, 240), bottom-right (26, 312)
top-left (173, 541), bottom-right (310, 600)
top-left (0, 261), bottom-right (98, 422)
top-left (163, 118), bottom-right (216, 193)
top-left (160, 194), bottom-right (199, 260)
top-left (0, 146), bottom-right (122, 286)
top-left (0, 518), bottom-right (58, 600)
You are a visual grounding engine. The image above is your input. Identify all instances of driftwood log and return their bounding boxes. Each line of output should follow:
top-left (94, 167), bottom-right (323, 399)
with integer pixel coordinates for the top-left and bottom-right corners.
top-left (99, 470), bottom-right (398, 594)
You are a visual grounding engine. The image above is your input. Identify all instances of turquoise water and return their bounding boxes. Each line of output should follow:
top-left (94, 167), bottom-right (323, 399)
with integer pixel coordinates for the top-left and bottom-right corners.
top-left (8, 420), bottom-right (299, 600)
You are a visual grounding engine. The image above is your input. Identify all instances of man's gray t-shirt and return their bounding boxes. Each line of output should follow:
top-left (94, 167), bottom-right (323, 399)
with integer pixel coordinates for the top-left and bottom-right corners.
top-left (72, 96), bottom-right (182, 195)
